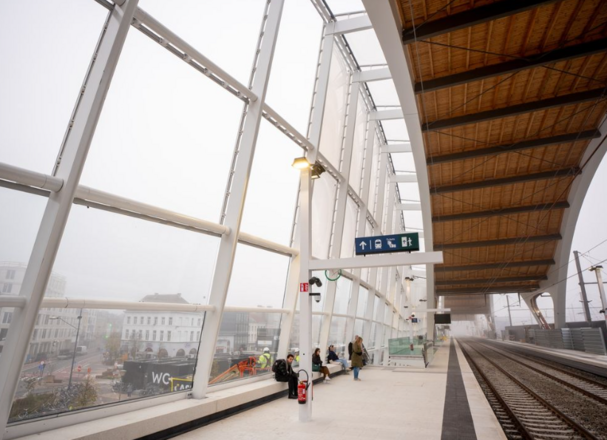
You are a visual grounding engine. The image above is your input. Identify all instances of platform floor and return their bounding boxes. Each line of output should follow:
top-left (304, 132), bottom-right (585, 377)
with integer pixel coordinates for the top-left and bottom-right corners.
top-left (174, 340), bottom-right (504, 440)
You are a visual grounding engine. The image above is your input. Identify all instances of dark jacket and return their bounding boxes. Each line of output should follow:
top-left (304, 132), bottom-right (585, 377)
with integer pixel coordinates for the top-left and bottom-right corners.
top-left (348, 342), bottom-right (353, 360)
top-left (274, 359), bottom-right (296, 382)
top-left (312, 353), bottom-right (323, 367)
top-left (328, 350), bottom-right (339, 362)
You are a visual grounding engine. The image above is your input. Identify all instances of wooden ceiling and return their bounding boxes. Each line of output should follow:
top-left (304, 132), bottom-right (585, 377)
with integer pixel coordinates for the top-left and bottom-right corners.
top-left (396, 0), bottom-right (607, 298)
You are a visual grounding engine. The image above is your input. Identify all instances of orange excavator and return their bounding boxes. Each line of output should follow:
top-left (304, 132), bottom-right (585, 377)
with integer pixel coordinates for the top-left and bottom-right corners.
top-left (209, 356), bottom-right (270, 385)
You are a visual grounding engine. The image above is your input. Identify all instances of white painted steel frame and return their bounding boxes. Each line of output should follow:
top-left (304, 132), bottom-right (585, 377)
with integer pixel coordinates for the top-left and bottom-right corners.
top-left (190, 0), bottom-right (284, 400)
top-left (0, 1), bottom-right (139, 436)
top-left (318, 79), bottom-right (360, 354)
top-left (0, 0), bottom-right (434, 434)
top-left (363, 0), bottom-right (437, 340)
top-left (327, 15), bottom-right (372, 35)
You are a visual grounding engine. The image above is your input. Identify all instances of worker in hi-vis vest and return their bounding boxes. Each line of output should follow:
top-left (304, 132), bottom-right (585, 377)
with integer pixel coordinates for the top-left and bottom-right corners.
top-left (258, 347), bottom-right (273, 369)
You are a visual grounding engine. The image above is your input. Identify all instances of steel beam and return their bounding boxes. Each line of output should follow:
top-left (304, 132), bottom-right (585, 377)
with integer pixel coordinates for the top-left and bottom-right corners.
top-left (431, 168), bottom-right (578, 194)
top-left (381, 143), bottom-right (411, 153)
top-left (435, 275), bottom-right (548, 286)
top-left (437, 285), bottom-right (541, 295)
top-left (371, 109), bottom-right (404, 120)
top-left (309, 251), bottom-right (444, 271)
top-left (434, 234), bottom-right (562, 250)
top-left (354, 67), bottom-right (391, 83)
top-left (427, 130), bottom-right (600, 165)
top-left (396, 203), bottom-right (421, 211)
top-left (402, 0), bottom-right (561, 44)
top-left (435, 259), bottom-right (555, 272)
top-left (415, 39), bottom-right (607, 93)
top-left (422, 89), bottom-right (605, 131)
top-left (432, 201), bottom-right (570, 222)
top-left (391, 174), bottom-right (418, 183)
top-left (327, 15), bottom-right (372, 35)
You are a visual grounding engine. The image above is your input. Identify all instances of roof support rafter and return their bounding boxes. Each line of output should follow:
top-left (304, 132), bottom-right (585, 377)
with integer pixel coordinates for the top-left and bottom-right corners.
top-left (434, 234), bottom-right (562, 250)
top-left (371, 109), bottom-right (404, 120)
top-left (435, 275), bottom-right (548, 286)
top-left (432, 201), bottom-right (570, 222)
top-left (354, 68), bottom-right (391, 83)
top-left (435, 259), bottom-right (555, 272)
top-left (427, 130), bottom-right (600, 165)
top-left (415, 39), bottom-right (607, 93)
top-left (422, 88), bottom-right (605, 132)
top-left (382, 143), bottom-right (411, 153)
top-left (402, 0), bottom-right (561, 44)
top-left (327, 15), bottom-right (372, 35)
top-left (391, 174), bottom-right (418, 183)
top-left (431, 168), bottom-right (578, 194)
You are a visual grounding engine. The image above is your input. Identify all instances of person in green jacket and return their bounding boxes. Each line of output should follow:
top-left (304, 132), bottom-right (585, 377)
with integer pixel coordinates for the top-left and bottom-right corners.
top-left (351, 336), bottom-right (364, 381)
top-left (258, 347), bottom-right (273, 369)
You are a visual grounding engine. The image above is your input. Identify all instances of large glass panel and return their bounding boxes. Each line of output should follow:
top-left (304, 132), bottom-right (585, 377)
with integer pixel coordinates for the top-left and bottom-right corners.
top-left (367, 80), bottom-right (400, 107)
top-left (340, 197), bottom-right (358, 258)
top-left (240, 121), bottom-right (301, 245)
top-left (312, 175), bottom-right (338, 259)
top-left (138, 0), bottom-right (265, 85)
top-left (348, 92), bottom-right (368, 192)
top-left (319, 51), bottom-right (350, 167)
top-left (210, 312), bottom-right (283, 387)
top-left (345, 30), bottom-right (385, 65)
top-left (81, 29), bottom-right (243, 221)
top-left (328, 317), bottom-right (348, 356)
top-left (289, 313), bottom-right (322, 364)
top-left (225, 245), bottom-right (290, 309)
top-left (9, 307), bottom-right (203, 422)
top-left (382, 120), bottom-right (409, 141)
top-left (50, 205), bottom-right (218, 303)
top-left (0, 1), bottom-right (106, 174)
top-left (333, 277), bottom-right (352, 315)
top-left (266, 0), bottom-right (322, 133)
top-left (356, 286), bottom-right (368, 318)
top-left (354, 319), bottom-right (365, 341)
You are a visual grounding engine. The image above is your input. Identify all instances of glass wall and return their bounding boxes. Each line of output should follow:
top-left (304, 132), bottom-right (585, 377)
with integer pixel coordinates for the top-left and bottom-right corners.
top-left (0, 0), bottom-right (413, 431)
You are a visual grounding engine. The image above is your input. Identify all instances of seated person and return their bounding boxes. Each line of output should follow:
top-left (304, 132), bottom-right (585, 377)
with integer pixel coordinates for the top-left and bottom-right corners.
top-left (327, 345), bottom-right (349, 373)
top-left (273, 354), bottom-right (299, 399)
top-left (312, 348), bottom-right (331, 383)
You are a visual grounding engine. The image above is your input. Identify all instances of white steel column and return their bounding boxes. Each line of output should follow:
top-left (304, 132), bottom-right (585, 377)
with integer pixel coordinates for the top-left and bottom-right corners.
top-left (0, 1), bottom-right (138, 435)
top-left (345, 120), bottom-right (376, 342)
top-left (277, 23), bottom-right (334, 360)
top-left (318, 84), bottom-right (360, 353)
top-left (191, 0), bottom-right (284, 399)
top-left (362, 149), bottom-right (388, 344)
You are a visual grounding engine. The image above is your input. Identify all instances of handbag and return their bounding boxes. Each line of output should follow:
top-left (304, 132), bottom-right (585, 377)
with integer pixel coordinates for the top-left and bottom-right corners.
top-left (312, 364), bottom-right (320, 372)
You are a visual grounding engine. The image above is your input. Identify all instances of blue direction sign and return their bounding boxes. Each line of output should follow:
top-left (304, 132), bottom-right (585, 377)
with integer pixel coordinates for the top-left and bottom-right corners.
top-left (355, 232), bottom-right (420, 256)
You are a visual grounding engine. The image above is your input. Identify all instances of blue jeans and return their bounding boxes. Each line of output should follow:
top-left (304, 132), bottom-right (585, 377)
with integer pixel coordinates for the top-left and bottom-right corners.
top-left (353, 367), bottom-right (360, 379)
top-left (332, 359), bottom-right (348, 371)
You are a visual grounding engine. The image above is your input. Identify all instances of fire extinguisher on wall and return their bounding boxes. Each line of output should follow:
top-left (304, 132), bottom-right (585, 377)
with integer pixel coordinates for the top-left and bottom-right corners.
top-left (297, 369), bottom-right (310, 405)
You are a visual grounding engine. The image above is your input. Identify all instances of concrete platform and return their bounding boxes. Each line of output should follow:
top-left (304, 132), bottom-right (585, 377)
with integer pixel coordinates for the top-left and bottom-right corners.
top-left (489, 339), bottom-right (607, 377)
top-left (172, 340), bottom-right (504, 440)
top-left (11, 340), bottom-right (505, 440)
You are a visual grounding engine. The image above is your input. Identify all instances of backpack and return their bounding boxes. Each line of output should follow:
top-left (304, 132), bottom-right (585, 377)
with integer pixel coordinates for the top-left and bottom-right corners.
top-left (271, 359), bottom-right (285, 373)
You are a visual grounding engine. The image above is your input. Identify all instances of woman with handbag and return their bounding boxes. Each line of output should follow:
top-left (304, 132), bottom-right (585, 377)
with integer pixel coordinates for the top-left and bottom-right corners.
top-left (312, 348), bottom-right (331, 383)
top-left (351, 336), bottom-right (364, 381)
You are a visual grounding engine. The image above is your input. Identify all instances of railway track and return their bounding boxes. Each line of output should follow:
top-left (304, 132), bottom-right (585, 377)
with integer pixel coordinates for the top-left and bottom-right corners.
top-left (478, 341), bottom-right (607, 406)
top-left (459, 340), bottom-right (601, 440)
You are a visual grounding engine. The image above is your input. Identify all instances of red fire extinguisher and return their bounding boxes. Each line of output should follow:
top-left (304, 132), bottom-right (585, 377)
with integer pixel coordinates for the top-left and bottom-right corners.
top-left (297, 370), bottom-right (310, 405)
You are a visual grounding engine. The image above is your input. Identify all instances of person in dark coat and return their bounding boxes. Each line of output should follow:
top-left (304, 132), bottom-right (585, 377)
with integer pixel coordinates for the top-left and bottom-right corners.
top-left (312, 348), bottom-right (331, 383)
top-left (274, 354), bottom-right (299, 399)
top-left (351, 336), bottom-right (364, 381)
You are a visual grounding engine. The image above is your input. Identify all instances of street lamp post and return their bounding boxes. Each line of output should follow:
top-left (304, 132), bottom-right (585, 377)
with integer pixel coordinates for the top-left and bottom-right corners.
top-left (50, 308), bottom-right (82, 389)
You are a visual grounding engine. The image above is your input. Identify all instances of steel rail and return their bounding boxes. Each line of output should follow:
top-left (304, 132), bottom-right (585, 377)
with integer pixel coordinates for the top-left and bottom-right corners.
top-left (461, 340), bottom-right (599, 440)
top-left (458, 342), bottom-right (533, 439)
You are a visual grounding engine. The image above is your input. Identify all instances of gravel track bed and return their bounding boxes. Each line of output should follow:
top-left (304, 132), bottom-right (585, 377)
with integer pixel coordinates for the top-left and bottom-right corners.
top-left (470, 342), bottom-right (607, 439)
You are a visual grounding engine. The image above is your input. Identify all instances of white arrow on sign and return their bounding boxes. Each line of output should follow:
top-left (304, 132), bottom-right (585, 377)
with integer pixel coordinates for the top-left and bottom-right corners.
top-left (359, 241), bottom-right (367, 250)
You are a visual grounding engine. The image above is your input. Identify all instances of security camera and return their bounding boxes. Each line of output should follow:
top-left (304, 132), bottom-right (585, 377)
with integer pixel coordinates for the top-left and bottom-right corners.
top-left (310, 292), bottom-right (321, 303)
top-left (309, 276), bottom-right (323, 288)
top-left (314, 295), bottom-right (321, 303)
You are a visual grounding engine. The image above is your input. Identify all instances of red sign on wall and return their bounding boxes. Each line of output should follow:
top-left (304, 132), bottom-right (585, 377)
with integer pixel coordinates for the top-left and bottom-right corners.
top-left (300, 283), bottom-right (309, 293)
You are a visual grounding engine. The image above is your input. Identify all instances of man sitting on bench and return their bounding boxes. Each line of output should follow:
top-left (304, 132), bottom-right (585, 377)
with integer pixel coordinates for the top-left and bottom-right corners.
top-left (273, 354), bottom-right (298, 399)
